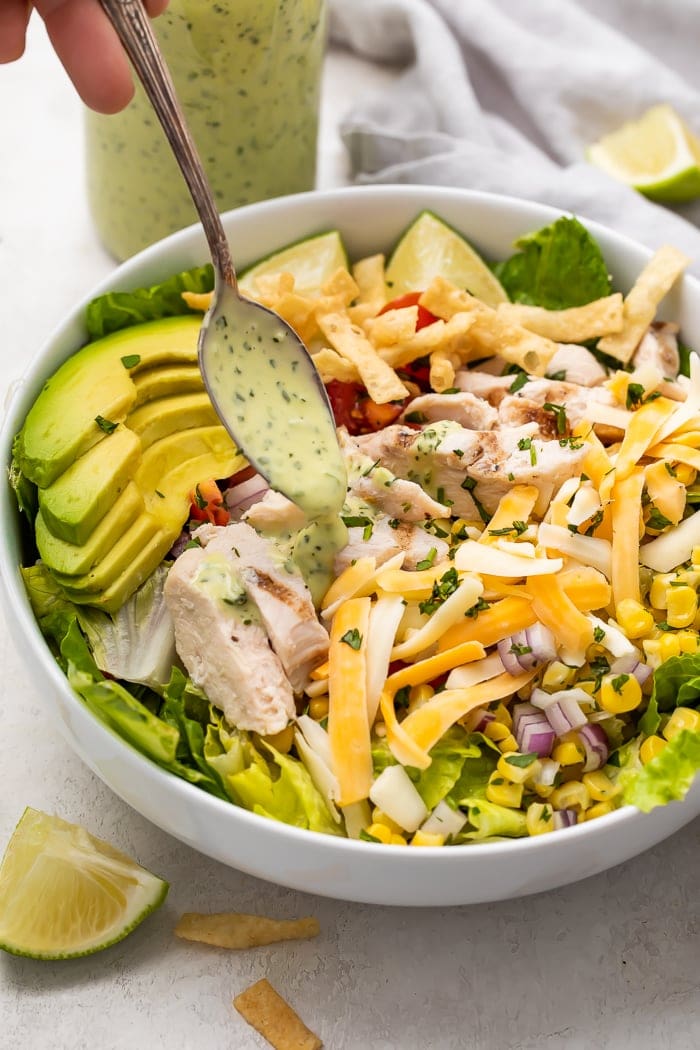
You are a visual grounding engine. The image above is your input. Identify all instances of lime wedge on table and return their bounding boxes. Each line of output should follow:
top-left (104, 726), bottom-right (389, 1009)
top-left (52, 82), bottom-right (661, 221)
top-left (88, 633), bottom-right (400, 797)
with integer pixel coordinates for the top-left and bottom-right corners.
top-left (238, 230), bottom-right (348, 297)
top-left (0, 808), bottom-right (168, 959)
top-left (384, 210), bottom-right (508, 307)
top-left (587, 104), bottom-right (700, 203)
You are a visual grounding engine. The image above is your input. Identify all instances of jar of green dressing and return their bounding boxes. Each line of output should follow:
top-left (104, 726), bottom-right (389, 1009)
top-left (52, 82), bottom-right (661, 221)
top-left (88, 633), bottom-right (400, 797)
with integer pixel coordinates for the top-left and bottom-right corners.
top-left (86, 0), bottom-right (327, 260)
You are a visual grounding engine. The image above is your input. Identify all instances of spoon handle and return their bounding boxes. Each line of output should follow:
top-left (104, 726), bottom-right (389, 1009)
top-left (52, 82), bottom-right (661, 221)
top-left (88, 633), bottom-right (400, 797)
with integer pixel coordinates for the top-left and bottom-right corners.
top-left (98, 0), bottom-right (236, 287)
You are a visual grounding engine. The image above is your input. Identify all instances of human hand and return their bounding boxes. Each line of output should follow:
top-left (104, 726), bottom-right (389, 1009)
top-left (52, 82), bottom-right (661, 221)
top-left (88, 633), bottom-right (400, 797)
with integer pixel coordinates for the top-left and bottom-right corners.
top-left (0, 0), bottom-right (169, 113)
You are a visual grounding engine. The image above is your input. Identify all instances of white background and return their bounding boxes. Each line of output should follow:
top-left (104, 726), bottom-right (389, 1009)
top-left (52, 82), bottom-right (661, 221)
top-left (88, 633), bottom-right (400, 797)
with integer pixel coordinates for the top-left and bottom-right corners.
top-left (1, 16), bottom-right (699, 1050)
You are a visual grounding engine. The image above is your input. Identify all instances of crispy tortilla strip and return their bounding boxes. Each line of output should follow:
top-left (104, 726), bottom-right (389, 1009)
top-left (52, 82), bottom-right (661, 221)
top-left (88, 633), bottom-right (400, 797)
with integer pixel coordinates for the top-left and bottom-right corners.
top-left (429, 349), bottom-right (458, 391)
top-left (364, 305), bottom-right (419, 347)
top-left (234, 979), bottom-right (322, 1050)
top-left (175, 912), bottom-right (320, 949)
top-left (181, 290), bottom-right (213, 312)
top-left (253, 272), bottom-right (297, 303)
top-left (598, 246), bottom-right (690, 363)
top-left (317, 311), bottom-right (408, 403)
top-left (311, 347), bottom-right (361, 384)
top-left (379, 312), bottom-right (475, 368)
top-left (349, 253), bottom-right (387, 324)
top-left (420, 277), bottom-right (558, 373)
top-left (319, 267), bottom-right (359, 309)
top-left (497, 294), bottom-right (624, 341)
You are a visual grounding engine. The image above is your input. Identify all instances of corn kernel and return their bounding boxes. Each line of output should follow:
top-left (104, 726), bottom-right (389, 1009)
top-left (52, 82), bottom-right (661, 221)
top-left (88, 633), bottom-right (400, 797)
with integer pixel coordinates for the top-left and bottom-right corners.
top-left (407, 684), bottom-right (434, 713)
top-left (678, 630), bottom-right (700, 654)
top-left (366, 823), bottom-right (393, 844)
top-left (497, 753), bottom-right (540, 784)
top-left (659, 634), bottom-right (682, 661)
top-left (486, 774), bottom-right (523, 807)
top-left (371, 808), bottom-right (403, 834)
top-left (675, 464), bottom-right (696, 486)
top-left (663, 706), bottom-right (700, 741)
top-left (582, 771), bottom-right (620, 802)
top-left (526, 802), bottom-right (555, 836)
top-left (389, 833), bottom-right (407, 846)
top-left (262, 725), bottom-right (295, 753)
top-left (640, 735), bottom-right (668, 764)
top-left (308, 698), bottom-right (329, 721)
top-left (411, 830), bottom-right (445, 846)
top-left (484, 721), bottom-right (510, 742)
top-left (650, 573), bottom-right (675, 610)
top-left (599, 672), bottom-right (643, 714)
top-left (692, 544), bottom-right (700, 565)
top-left (666, 586), bottom-right (698, 629)
top-left (576, 680), bottom-right (598, 696)
top-left (550, 781), bottom-right (591, 812)
top-left (552, 740), bottom-right (586, 766)
top-left (585, 801), bottom-right (615, 821)
top-left (498, 733), bottom-right (519, 754)
top-left (616, 598), bottom-right (655, 639)
top-left (533, 783), bottom-right (554, 798)
top-left (542, 660), bottom-right (577, 690)
top-left (492, 702), bottom-right (513, 729)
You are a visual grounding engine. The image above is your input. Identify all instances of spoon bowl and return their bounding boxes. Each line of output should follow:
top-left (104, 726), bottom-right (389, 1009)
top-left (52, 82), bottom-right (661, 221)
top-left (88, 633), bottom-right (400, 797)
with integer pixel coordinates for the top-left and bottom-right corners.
top-left (98, 0), bottom-right (344, 515)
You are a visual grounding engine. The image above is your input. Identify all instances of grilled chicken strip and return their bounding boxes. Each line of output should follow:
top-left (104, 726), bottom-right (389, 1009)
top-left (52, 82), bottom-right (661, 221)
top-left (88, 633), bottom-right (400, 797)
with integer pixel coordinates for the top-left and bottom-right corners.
top-left (164, 546), bottom-right (295, 735)
top-left (545, 344), bottom-right (607, 386)
top-left (334, 516), bottom-right (449, 575)
top-left (355, 421), bottom-right (587, 518)
top-left (198, 522), bottom-right (329, 693)
top-left (400, 391), bottom-right (498, 430)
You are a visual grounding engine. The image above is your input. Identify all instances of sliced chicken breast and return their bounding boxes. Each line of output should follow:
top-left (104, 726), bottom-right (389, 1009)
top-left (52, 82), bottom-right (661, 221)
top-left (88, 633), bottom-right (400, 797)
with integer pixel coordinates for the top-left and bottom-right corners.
top-left (334, 516), bottom-right (448, 575)
top-left (545, 344), bottom-right (607, 387)
top-left (164, 547), bottom-right (295, 735)
top-left (400, 391), bottom-right (498, 430)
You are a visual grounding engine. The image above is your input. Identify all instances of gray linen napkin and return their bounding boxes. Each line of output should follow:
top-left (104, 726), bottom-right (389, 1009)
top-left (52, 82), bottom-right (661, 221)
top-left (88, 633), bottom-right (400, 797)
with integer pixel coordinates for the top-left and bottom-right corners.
top-left (329, 0), bottom-right (700, 271)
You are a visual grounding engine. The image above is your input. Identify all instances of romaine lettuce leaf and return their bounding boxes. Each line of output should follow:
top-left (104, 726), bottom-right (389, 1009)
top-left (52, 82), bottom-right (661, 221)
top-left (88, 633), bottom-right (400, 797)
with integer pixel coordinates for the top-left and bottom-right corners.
top-left (446, 737), bottom-right (499, 805)
top-left (460, 798), bottom-right (528, 840)
top-left (411, 727), bottom-right (482, 811)
top-left (78, 565), bottom-right (177, 691)
top-left (493, 217), bottom-right (611, 309)
top-left (623, 729), bottom-right (700, 812)
top-left (228, 741), bottom-right (342, 835)
top-left (85, 263), bottom-right (214, 338)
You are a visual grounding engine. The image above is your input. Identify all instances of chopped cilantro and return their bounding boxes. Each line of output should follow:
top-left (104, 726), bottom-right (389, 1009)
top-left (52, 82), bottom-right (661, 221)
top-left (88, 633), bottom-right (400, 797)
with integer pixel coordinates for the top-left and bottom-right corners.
top-left (465, 596), bottom-right (489, 619)
top-left (340, 628), bottom-right (363, 650)
top-left (405, 411), bottom-right (426, 423)
top-left (419, 567), bottom-right (459, 615)
top-left (593, 625), bottom-right (605, 644)
top-left (542, 402), bottom-right (568, 435)
top-left (647, 507), bottom-right (672, 531)
top-left (120, 354), bottom-right (141, 368)
top-left (509, 371), bottom-right (529, 394)
top-left (342, 515), bottom-right (373, 528)
top-left (611, 673), bottom-right (629, 694)
top-left (94, 415), bottom-right (118, 434)
top-left (505, 752), bottom-right (538, 768)
top-left (416, 547), bottom-right (438, 571)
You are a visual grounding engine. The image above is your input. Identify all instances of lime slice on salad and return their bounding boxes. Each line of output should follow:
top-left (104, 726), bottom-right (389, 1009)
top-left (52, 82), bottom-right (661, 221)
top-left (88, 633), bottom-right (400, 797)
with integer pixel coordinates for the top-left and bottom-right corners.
top-left (238, 230), bottom-right (348, 297)
top-left (385, 210), bottom-right (508, 307)
top-left (587, 104), bottom-right (700, 203)
top-left (0, 808), bottom-right (168, 959)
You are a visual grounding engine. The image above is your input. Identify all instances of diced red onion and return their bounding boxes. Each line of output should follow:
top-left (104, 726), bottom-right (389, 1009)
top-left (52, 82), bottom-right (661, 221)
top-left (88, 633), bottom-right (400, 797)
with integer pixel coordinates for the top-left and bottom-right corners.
top-left (470, 710), bottom-right (496, 733)
top-left (578, 722), bottom-right (610, 772)
top-left (512, 702), bottom-right (539, 734)
top-left (631, 661), bottom-right (653, 686)
top-left (519, 719), bottom-right (556, 758)
top-left (553, 809), bottom-right (578, 830)
top-left (610, 651), bottom-right (643, 675)
top-left (497, 623), bottom-right (558, 676)
top-left (224, 474), bottom-right (269, 518)
top-left (531, 687), bottom-right (589, 736)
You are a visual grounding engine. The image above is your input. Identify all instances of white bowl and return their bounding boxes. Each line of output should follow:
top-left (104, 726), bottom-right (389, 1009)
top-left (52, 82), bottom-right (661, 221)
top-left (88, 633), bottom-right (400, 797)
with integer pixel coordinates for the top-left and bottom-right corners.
top-left (3, 185), bottom-right (700, 906)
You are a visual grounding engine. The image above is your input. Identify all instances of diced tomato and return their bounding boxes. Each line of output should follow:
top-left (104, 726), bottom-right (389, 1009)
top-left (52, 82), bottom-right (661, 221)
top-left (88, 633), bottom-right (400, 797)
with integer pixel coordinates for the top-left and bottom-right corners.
top-left (362, 399), bottom-right (404, 430)
top-left (379, 291), bottom-right (439, 331)
top-left (189, 478), bottom-right (230, 526)
top-left (227, 464), bottom-right (258, 487)
top-left (326, 380), bottom-right (366, 434)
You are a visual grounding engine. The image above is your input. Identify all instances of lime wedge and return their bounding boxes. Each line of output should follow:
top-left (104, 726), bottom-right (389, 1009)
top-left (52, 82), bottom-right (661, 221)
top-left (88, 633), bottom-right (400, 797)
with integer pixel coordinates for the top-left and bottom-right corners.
top-left (587, 104), bottom-right (700, 203)
top-left (384, 211), bottom-right (508, 307)
top-left (238, 230), bottom-right (348, 297)
top-left (0, 808), bottom-right (168, 959)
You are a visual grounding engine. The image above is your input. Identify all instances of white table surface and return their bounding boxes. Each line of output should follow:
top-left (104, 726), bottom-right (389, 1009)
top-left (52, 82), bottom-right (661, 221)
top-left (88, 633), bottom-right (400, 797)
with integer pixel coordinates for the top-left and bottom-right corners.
top-left (2, 17), bottom-right (700, 1050)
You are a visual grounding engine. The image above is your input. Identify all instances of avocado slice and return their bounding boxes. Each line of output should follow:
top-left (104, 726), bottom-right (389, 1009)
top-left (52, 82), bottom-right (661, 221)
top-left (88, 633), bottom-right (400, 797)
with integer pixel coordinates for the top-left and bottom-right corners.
top-left (17, 315), bottom-right (201, 487)
top-left (133, 364), bottom-right (204, 405)
top-left (127, 392), bottom-right (219, 448)
top-left (51, 514), bottom-right (164, 593)
top-left (61, 531), bottom-right (176, 612)
top-left (38, 426), bottom-right (142, 545)
top-left (35, 482), bottom-right (145, 576)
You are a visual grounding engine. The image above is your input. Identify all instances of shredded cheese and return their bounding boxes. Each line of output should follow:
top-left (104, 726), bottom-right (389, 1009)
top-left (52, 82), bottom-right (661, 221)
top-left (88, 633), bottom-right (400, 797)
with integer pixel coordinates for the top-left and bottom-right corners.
top-left (526, 573), bottom-right (595, 652)
top-left (328, 598), bottom-right (373, 806)
top-left (611, 469), bottom-right (645, 608)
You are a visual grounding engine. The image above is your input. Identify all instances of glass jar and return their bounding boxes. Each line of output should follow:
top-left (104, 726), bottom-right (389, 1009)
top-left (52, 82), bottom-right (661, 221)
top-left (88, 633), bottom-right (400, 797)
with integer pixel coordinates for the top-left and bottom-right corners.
top-left (86, 0), bottom-right (327, 261)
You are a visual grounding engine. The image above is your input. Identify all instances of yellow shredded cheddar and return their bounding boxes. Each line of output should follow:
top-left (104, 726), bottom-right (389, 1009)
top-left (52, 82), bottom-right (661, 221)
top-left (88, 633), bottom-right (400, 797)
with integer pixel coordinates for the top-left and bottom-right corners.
top-left (328, 598), bottom-right (373, 806)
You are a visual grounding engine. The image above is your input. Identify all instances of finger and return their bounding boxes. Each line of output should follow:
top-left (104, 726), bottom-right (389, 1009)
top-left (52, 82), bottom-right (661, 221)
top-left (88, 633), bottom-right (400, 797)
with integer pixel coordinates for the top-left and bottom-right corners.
top-left (0, 0), bottom-right (32, 63)
top-left (33, 0), bottom-right (133, 113)
top-left (145, 0), bottom-right (169, 14)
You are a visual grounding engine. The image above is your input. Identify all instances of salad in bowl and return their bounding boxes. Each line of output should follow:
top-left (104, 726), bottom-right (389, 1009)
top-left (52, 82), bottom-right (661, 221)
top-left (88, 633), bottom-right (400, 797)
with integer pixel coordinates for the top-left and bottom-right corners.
top-left (7, 190), bottom-right (700, 879)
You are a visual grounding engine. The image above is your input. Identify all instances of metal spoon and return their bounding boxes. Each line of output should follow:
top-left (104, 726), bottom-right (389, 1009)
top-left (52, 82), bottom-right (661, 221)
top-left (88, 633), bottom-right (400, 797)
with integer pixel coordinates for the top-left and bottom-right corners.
top-left (98, 0), bottom-right (346, 521)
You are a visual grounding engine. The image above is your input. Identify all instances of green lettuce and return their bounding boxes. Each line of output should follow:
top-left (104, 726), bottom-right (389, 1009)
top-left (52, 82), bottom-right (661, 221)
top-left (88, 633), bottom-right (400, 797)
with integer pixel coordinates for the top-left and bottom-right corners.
top-left (227, 741), bottom-right (342, 836)
top-left (623, 729), bottom-right (700, 812)
top-left (459, 798), bottom-right (528, 841)
top-left (493, 216), bottom-right (612, 309)
top-left (639, 652), bottom-right (700, 737)
top-left (85, 263), bottom-right (214, 338)
top-left (446, 734), bottom-right (500, 805)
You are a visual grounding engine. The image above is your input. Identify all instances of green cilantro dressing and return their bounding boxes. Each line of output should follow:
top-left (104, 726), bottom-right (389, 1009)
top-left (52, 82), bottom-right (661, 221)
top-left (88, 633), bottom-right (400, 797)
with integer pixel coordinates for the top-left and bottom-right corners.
top-left (86, 0), bottom-right (326, 260)
top-left (202, 284), bottom-right (348, 604)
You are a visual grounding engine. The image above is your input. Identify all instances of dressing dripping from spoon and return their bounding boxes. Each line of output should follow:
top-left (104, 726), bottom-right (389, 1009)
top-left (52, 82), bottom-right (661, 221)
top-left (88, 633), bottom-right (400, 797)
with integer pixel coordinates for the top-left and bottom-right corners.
top-left (98, 0), bottom-right (347, 598)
